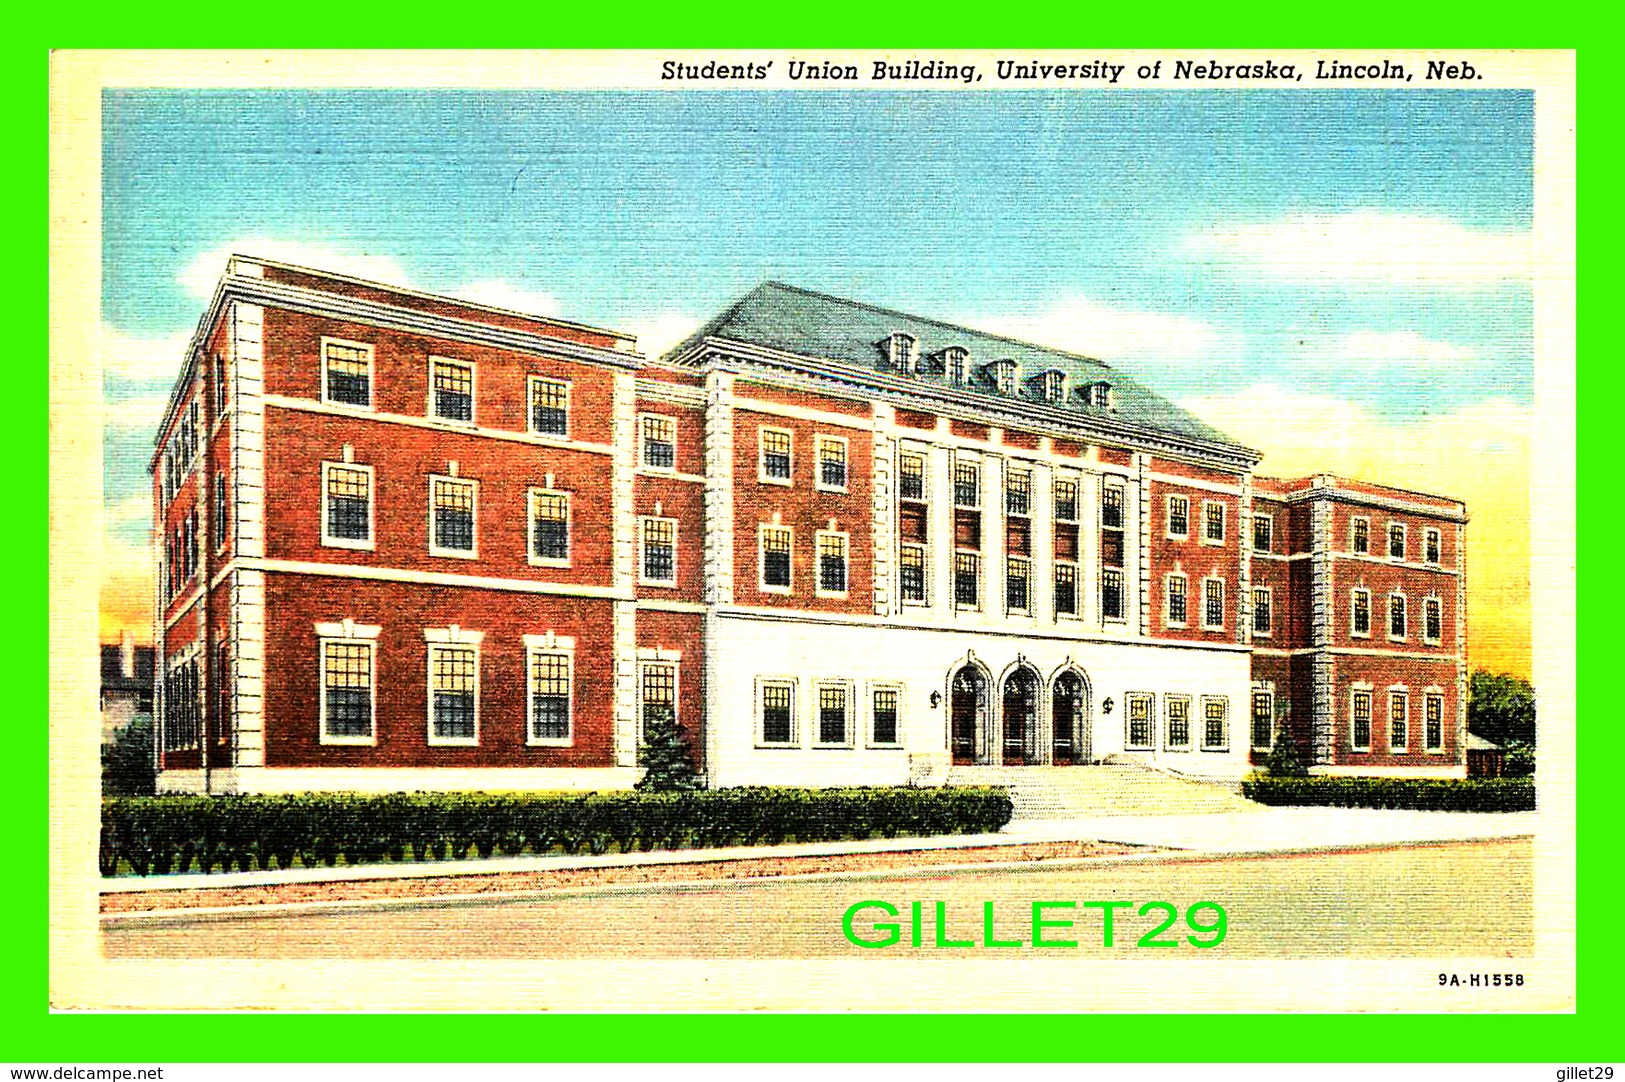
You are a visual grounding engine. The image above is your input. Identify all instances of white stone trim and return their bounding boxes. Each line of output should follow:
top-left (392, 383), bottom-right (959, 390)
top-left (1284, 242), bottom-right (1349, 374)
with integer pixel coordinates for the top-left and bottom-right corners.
top-left (315, 620), bottom-right (381, 639)
top-left (702, 371), bottom-right (736, 605)
top-left (733, 394), bottom-right (875, 434)
top-left (522, 631), bottom-right (577, 650)
top-left (176, 766), bottom-right (645, 795)
top-left (871, 408), bottom-right (895, 615)
top-left (261, 395), bottom-right (616, 456)
top-left (230, 567), bottom-right (266, 767)
top-left (613, 600), bottom-right (638, 766)
top-left (223, 556), bottom-right (629, 600)
top-left (231, 302), bottom-right (266, 562)
top-left (423, 625), bottom-right (485, 645)
top-left (611, 371), bottom-right (638, 595)
top-left (1310, 763), bottom-right (1467, 780)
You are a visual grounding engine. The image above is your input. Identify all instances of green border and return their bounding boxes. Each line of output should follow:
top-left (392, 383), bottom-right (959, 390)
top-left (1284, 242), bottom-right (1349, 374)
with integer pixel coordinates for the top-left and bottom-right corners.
top-left (28, 5), bottom-right (1606, 1064)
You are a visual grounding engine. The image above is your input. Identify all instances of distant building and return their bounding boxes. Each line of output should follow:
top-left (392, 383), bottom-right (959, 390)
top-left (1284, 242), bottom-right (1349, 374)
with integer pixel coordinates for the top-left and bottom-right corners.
top-left (100, 631), bottom-right (154, 745)
top-left (149, 257), bottom-right (1468, 794)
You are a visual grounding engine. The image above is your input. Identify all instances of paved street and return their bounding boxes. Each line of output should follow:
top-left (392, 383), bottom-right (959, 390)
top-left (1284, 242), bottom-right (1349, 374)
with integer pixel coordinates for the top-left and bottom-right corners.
top-left (105, 837), bottom-right (1531, 960)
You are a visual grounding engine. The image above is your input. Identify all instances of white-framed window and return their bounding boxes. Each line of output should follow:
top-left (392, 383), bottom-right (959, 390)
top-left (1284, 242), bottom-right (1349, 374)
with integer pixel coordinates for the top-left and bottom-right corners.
top-left (1101, 567), bottom-right (1124, 621)
top-left (429, 357), bottom-right (475, 423)
top-left (640, 414), bottom-right (677, 471)
top-left (1165, 572), bottom-right (1188, 628)
top-left (990, 359), bottom-right (1019, 395)
top-left (886, 332), bottom-right (918, 374)
top-left (213, 353), bottom-right (229, 417)
top-left (817, 435), bottom-right (849, 492)
top-left (899, 544), bottom-right (926, 605)
top-left (318, 627), bottom-right (379, 745)
top-left (1351, 588), bottom-right (1372, 638)
top-left (1253, 514), bottom-right (1273, 553)
top-left (757, 677), bottom-right (798, 747)
top-left (1055, 562), bottom-right (1078, 617)
top-left (1054, 479), bottom-right (1079, 522)
top-left (1351, 516), bottom-right (1370, 555)
top-left (1351, 688), bottom-right (1373, 751)
top-left (1165, 695), bottom-right (1191, 750)
top-left (1425, 693), bottom-right (1445, 751)
top-left (815, 681), bottom-right (854, 747)
top-left (1006, 469), bottom-right (1032, 516)
top-left (1125, 692), bottom-right (1155, 749)
top-left (1387, 521), bottom-right (1407, 560)
top-left (1200, 696), bottom-right (1229, 751)
top-left (526, 643), bottom-right (573, 746)
top-left (640, 516), bottom-right (678, 587)
top-left (1166, 494), bottom-right (1190, 539)
top-left (1425, 527), bottom-right (1442, 565)
top-left (1202, 576), bottom-right (1225, 630)
top-left (759, 524), bottom-right (794, 593)
top-left (1202, 501), bottom-right (1226, 545)
top-left (429, 475), bottom-right (478, 558)
top-left (943, 346), bottom-right (968, 386)
top-left (1102, 481), bottom-right (1124, 528)
top-left (953, 460), bottom-right (980, 508)
top-left (758, 426), bottom-right (793, 484)
top-left (1389, 689), bottom-right (1410, 752)
top-left (528, 488), bottom-right (571, 566)
top-left (1424, 597), bottom-right (1443, 644)
top-left (528, 376), bottom-right (570, 437)
top-left (639, 660), bottom-right (678, 744)
top-left (1251, 586), bottom-right (1272, 636)
top-left (1388, 592), bottom-right (1408, 641)
top-left (1251, 689), bottom-right (1274, 749)
top-left (322, 462), bottom-right (375, 550)
top-left (817, 530), bottom-right (850, 597)
top-left (1085, 381), bottom-right (1112, 408)
top-left (1006, 556), bottom-right (1031, 614)
top-left (954, 551), bottom-right (981, 610)
top-left (426, 637), bottom-right (480, 746)
top-left (868, 683), bottom-right (903, 747)
top-left (213, 473), bottom-right (229, 551)
top-left (1042, 369), bottom-right (1066, 403)
top-left (898, 452), bottom-right (925, 500)
top-left (321, 338), bottom-right (373, 409)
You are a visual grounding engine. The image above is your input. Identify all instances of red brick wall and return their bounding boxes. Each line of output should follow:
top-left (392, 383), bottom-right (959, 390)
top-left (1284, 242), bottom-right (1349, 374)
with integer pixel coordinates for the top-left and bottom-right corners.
top-left (1329, 655), bottom-right (1462, 767)
top-left (635, 475), bottom-right (705, 602)
top-left (637, 399), bottom-right (705, 477)
top-left (1146, 479), bottom-right (1243, 643)
top-left (635, 609), bottom-right (706, 763)
top-left (736, 380), bottom-right (870, 417)
top-left (1001, 429), bottom-right (1041, 451)
top-left (1330, 559), bottom-right (1459, 655)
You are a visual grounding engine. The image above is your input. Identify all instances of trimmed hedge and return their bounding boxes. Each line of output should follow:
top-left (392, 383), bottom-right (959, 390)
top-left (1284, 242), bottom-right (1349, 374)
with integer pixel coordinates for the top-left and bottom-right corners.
top-left (1241, 775), bottom-right (1535, 812)
top-left (99, 786), bottom-right (1013, 877)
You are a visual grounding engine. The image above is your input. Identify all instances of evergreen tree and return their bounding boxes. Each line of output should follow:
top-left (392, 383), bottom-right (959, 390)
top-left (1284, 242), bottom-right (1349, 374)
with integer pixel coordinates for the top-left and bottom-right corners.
top-left (636, 704), bottom-right (704, 791)
top-left (102, 714), bottom-right (156, 796)
top-left (1263, 720), bottom-right (1309, 777)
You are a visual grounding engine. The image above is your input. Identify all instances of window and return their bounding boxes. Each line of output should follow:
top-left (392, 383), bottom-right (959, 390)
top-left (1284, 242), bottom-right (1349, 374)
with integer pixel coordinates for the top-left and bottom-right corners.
top-left (817, 683), bottom-right (851, 746)
top-left (1201, 697), bottom-right (1229, 750)
top-left (429, 358), bottom-right (474, 423)
top-left (1251, 690), bottom-right (1274, 749)
top-left (1102, 484), bottom-right (1124, 529)
top-left (817, 531), bottom-right (849, 596)
top-left (1055, 562), bottom-right (1077, 616)
top-left (1253, 514), bottom-right (1273, 553)
top-left (817, 437), bottom-right (848, 491)
top-left (1166, 696), bottom-right (1191, 750)
top-left (759, 525), bottom-right (793, 592)
top-left (1390, 690), bottom-right (1409, 751)
top-left (1006, 556), bottom-right (1030, 613)
top-left (1165, 573), bottom-right (1188, 627)
top-left (1167, 495), bottom-right (1189, 538)
top-left (898, 452), bottom-right (925, 500)
top-left (216, 641), bottom-right (231, 738)
top-left (323, 462), bottom-right (374, 549)
top-left (1424, 598), bottom-right (1443, 644)
top-left (1126, 693), bottom-right (1153, 749)
top-left (213, 354), bottom-right (228, 416)
top-left (1102, 568), bottom-right (1124, 621)
top-left (1388, 522), bottom-right (1406, 560)
top-left (954, 461), bottom-right (980, 507)
top-left (886, 332), bottom-right (917, 374)
top-left (954, 551), bottom-right (980, 609)
top-left (529, 489), bottom-right (570, 565)
top-left (943, 346), bottom-right (968, 385)
top-left (1203, 501), bottom-right (1226, 545)
top-left (1389, 593), bottom-right (1408, 640)
top-left (1352, 690), bottom-right (1373, 751)
top-left (1005, 470), bottom-right (1031, 516)
top-left (1054, 480), bottom-right (1078, 522)
top-left (990, 359), bottom-right (1019, 395)
top-left (1351, 588), bottom-right (1372, 637)
top-left (320, 639), bottom-right (374, 744)
top-left (640, 517), bottom-right (677, 586)
top-left (1085, 381), bottom-right (1112, 408)
top-left (899, 544), bottom-right (926, 604)
top-left (212, 474), bottom-right (228, 550)
top-left (322, 339), bottom-right (372, 408)
top-left (527, 650), bottom-right (572, 744)
top-left (1425, 694), bottom-right (1444, 751)
top-left (528, 377), bottom-right (569, 436)
top-left (758, 428), bottom-right (792, 483)
top-left (639, 662), bottom-right (677, 744)
top-left (759, 679), bottom-right (796, 746)
top-left (1042, 370), bottom-right (1066, 403)
top-left (429, 476), bottom-right (476, 557)
top-left (1203, 577), bottom-right (1225, 630)
top-left (871, 686), bottom-right (901, 746)
top-left (1251, 586), bottom-right (1272, 635)
top-left (428, 643), bottom-right (478, 744)
top-left (641, 415), bottom-right (677, 470)
top-left (1425, 528), bottom-right (1442, 565)
top-left (1351, 517), bottom-right (1370, 555)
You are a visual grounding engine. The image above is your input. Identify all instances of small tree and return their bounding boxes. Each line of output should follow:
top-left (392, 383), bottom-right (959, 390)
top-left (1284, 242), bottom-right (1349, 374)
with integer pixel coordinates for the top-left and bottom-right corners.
top-left (1263, 720), bottom-right (1309, 777)
top-left (102, 714), bottom-right (156, 797)
top-left (1468, 670), bottom-right (1537, 747)
top-left (636, 704), bottom-right (704, 792)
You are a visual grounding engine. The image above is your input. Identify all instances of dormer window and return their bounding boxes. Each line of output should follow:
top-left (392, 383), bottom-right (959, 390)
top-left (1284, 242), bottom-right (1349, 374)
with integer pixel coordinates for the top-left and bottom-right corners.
top-left (884, 333), bottom-right (918, 375)
top-left (1083, 380), bottom-right (1113, 408)
top-left (1042, 369), bottom-right (1067, 404)
top-left (942, 346), bottom-right (969, 386)
top-left (988, 358), bottom-right (1019, 395)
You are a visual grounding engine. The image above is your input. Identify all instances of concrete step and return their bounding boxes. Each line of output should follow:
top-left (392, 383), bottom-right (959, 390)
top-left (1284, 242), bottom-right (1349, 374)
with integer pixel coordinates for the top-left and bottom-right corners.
top-left (947, 764), bottom-right (1258, 819)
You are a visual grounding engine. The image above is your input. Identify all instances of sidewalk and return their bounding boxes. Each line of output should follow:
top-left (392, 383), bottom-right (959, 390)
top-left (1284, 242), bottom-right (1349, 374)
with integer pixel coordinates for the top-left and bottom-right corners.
top-left (100, 805), bottom-right (1536, 895)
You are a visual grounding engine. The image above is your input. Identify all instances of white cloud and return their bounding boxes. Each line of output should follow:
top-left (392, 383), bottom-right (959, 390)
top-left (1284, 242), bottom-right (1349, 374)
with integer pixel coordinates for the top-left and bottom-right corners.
top-left (105, 494), bottom-right (151, 528)
top-left (447, 279), bottom-right (561, 317)
top-left (625, 313), bottom-right (705, 361)
top-left (1333, 330), bottom-right (1476, 365)
top-left (970, 295), bottom-right (1224, 366)
top-left (100, 326), bottom-right (193, 383)
top-left (103, 393), bottom-right (173, 430)
top-left (180, 239), bottom-right (412, 300)
top-left (1187, 211), bottom-right (1530, 289)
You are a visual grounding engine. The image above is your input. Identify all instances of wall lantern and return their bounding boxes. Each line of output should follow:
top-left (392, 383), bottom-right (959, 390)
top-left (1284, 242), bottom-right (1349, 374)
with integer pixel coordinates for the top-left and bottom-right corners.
top-left (929, 691), bottom-right (942, 709)
top-left (1102, 697), bottom-right (1115, 715)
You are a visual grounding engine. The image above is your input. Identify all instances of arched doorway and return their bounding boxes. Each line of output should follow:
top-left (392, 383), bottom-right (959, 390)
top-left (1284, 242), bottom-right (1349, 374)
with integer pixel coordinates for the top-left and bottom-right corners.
top-left (1052, 671), bottom-right (1088, 765)
top-left (949, 665), bottom-right (988, 765)
top-left (1002, 668), bottom-right (1041, 766)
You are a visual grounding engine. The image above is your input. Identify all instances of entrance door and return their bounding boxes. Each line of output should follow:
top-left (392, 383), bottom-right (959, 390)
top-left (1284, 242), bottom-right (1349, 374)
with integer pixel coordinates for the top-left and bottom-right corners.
top-left (1002, 668), bottom-right (1040, 765)
top-left (950, 666), bottom-right (986, 765)
top-left (1052, 672), bottom-right (1085, 765)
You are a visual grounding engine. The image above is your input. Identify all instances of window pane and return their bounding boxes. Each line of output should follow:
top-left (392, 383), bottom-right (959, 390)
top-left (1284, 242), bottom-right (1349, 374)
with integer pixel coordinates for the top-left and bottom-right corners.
top-left (1169, 497), bottom-right (1188, 535)
top-left (1252, 588), bottom-right (1271, 633)
top-left (531, 491), bottom-right (569, 560)
top-left (872, 689), bottom-right (899, 744)
top-left (762, 683), bottom-right (793, 743)
top-left (1006, 557), bottom-right (1029, 611)
top-left (643, 519), bottom-right (675, 581)
top-left (762, 528), bottom-right (791, 587)
top-left (1251, 692), bottom-right (1273, 747)
top-left (954, 552), bottom-right (980, 607)
top-left (818, 534), bottom-right (848, 593)
top-left (325, 344), bottom-right (370, 406)
top-left (1168, 577), bottom-right (1187, 624)
top-left (431, 646), bottom-right (477, 739)
top-left (1102, 568), bottom-right (1123, 619)
top-left (1055, 563), bottom-right (1076, 615)
top-left (323, 641), bottom-right (372, 738)
top-left (819, 440), bottom-right (847, 488)
top-left (1390, 596), bottom-right (1406, 637)
top-left (1167, 698), bottom-right (1190, 747)
top-left (954, 463), bottom-right (979, 507)
top-left (1054, 480), bottom-right (1077, 521)
top-left (819, 685), bottom-right (848, 743)
top-left (640, 664), bottom-right (676, 740)
top-left (761, 430), bottom-right (791, 479)
top-left (1102, 486), bottom-right (1123, 528)
top-left (1353, 692), bottom-right (1372, 748)
top-left (530, 652), bottom-right (571, 740)
top-left (899, 454), bottom-right (924, 500)
top-left (1005, 471), bottom-right (1030, 516)
top-left (899, 546), bottom-right (925, 602)
top-left (432, 361), bottom-right (473, 421)
top-left (530, 379), bottom-right (569, 435)
top-left (1128, 695), bottom-right (1151, 747)
top-left (1205, 503), bottom-right (1225, 542)
top-left (433, 479), bottom-right (475, 551)
top-left (643, 417), bottom-right (676, 469)
top-left (1204, 700), bottom-right (1227, 748)
top-left (1253, 515), bottom-right (1272, 552)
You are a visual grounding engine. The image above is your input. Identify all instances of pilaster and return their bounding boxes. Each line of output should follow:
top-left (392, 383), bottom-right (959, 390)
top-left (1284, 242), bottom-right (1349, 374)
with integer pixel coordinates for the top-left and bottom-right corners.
top-left (702, 370), bottom-right (735, 605)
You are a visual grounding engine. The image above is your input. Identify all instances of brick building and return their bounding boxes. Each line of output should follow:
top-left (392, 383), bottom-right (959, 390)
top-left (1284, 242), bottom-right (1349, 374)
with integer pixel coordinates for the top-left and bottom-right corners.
top-left (150, 257), bottom-right (1467, 794)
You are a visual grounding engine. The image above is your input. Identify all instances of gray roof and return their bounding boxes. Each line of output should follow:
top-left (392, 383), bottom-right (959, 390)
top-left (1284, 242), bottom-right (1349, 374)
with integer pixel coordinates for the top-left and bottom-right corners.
top-left (667, 281), bottom-right (1246, 449)
top-left (1467, 734), bottom-right (1504, 751)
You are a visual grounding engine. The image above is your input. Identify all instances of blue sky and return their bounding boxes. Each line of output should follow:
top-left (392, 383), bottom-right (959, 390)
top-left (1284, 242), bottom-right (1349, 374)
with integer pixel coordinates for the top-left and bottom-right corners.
top-left (99, 88), bottom-right (1537, 663)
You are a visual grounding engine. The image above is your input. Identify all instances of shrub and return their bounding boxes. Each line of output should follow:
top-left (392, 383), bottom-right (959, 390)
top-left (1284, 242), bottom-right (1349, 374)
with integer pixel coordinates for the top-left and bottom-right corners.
top-left (101, 715), bottom-right (156, 797)
top-left (1241, 775), bottom-right (1534, 812)
top-left (98, 786), bottom-right (1014, 876)
top-left (1503, 740), bottom-right (1536, 777)
top-left (1262, 723), bottom-right (1309, 778)
top-left (635, 705), bottom-right (704, 792)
